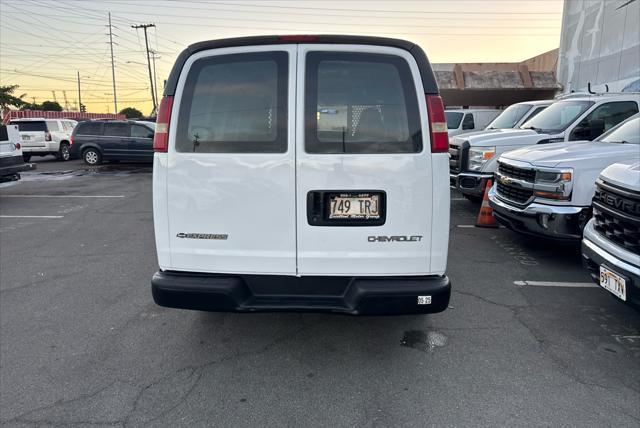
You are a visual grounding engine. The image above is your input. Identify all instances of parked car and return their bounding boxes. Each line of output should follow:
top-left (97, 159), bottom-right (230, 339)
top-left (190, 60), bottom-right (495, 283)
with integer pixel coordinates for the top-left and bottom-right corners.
top-left (484, 100), bottom-right (552, 130)
top-left (446, 109), bottom-right (501, 137)
top-left (70, 120), bottom-right (156, 165)
top-left (9, 118), bottom-right (77, 162)
top-left (487, 114), bottom-right (640, 239)
top-left (450, 93), bottom-right (640, 201)
top-left (151, 34), bottom-right (452, 315)
top-left (582, 161), bottom-right (640, 308)
top-left (0, 124), bottom-right (36, 182)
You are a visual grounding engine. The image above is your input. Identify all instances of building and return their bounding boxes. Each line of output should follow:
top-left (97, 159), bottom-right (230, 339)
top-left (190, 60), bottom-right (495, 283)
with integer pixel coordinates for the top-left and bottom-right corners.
top-left (557, 0), bottom-right (640, 94)
top-left (433, 50), bottom-right (560, 108)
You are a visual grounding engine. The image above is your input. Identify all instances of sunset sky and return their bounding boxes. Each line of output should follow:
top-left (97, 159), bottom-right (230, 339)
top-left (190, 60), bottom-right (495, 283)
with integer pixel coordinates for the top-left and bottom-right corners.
top-left (0, 0), bottom-right (564, 115)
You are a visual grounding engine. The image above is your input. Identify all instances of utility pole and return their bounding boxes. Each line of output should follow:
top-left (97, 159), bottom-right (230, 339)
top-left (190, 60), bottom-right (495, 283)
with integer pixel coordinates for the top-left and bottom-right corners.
top-left (132, 23), bottom-right (157, 112)
top-left (108, 12), bottom-right (118, 114)
top-left (150, 50), bottom-right (160, 110)
top-left (77, 71), bottom-right (82, 111)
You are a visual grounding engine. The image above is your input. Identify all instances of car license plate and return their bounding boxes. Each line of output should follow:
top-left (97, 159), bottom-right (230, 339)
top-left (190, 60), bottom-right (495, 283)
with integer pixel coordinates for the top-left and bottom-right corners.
top-left (21, 135), bottom-right (30, 140)
top-left (599, 266), bottom-right (626, 301)
top-left (329, 193), bottom-right (380, 220)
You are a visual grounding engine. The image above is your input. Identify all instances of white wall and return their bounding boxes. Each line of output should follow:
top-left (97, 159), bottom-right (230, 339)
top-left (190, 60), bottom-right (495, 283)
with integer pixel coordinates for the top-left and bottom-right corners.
top-left (557, 0), bottom-right (640, 93)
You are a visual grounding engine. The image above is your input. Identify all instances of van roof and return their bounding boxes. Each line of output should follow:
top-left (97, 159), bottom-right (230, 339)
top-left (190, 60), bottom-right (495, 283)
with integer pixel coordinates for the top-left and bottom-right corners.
top-left (164, 34), bottom-right (439, 97)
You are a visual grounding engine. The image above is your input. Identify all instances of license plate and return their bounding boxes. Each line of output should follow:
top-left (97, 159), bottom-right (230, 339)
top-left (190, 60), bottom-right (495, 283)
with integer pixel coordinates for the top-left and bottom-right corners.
top-left (599, 266), bottom-right (626, 301)
top-left (329, 193), bottom-right (380, 220)
top-left (21, 135), bottom-right (30, 140)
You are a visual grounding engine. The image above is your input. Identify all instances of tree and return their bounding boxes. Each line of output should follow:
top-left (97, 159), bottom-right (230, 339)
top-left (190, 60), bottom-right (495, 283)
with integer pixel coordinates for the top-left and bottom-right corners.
top-left (0, 85), bottom-right (26, 109)
top-left (41, 100), bottom-right (63, 111)
top-left (119, 107), bottom-right (143, 119)
top-left (21, 102), bottom-right (42, 111)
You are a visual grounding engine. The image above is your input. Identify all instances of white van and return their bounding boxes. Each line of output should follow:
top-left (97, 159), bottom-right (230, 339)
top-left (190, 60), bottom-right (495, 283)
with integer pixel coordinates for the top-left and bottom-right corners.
top-left (445, 109), bottom-right (501, 137)
top-left (0, 124), bottom-right (36, 182)
top-left (151, 35), bottom-right (452, 315)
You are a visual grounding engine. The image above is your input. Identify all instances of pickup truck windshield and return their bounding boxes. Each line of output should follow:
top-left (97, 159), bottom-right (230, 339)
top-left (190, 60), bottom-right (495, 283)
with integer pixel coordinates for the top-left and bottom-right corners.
top-left (446, 112), bottom-right (463, 129)
top-left (599, 117), bottom-right (640, 144)
top-left (487, 104), bottom-right (530, 129)
top-left (520, 100), bottom-right (594, 134)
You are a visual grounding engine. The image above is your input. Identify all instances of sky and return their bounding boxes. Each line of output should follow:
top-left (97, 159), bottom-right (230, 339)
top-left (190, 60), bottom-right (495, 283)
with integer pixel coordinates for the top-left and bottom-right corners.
top-left (0, 0), bottom-right (565, 115)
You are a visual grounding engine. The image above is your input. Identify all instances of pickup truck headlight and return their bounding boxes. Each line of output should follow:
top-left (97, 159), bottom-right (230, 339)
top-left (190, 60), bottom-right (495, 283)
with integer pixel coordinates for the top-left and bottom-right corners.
top-left (468, 147), bottom-right (495, 171)
top-left (533, 168), bottom-right (573, 200)
top-left (535, 169), bottom-right (573, 183)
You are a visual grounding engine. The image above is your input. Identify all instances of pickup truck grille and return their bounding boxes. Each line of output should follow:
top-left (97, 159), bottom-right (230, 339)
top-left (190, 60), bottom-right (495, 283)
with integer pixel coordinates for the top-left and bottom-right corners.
top-left (592, 181), bottom-right (640, 256)
top-left (496, 182), bottom-right (533, 205)
top-left (448, 141), bottom-right (469, 174)
top-left (498, 162), bottom-right (536, 182)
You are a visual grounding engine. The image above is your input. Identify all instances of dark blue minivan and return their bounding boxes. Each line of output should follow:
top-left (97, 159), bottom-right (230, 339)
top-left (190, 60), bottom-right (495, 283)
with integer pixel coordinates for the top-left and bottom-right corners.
top-left (70, 120), bottom-right (156, 164)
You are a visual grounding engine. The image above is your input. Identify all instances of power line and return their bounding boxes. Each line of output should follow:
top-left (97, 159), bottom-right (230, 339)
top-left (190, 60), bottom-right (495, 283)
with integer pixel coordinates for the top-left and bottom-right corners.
top-left (175, 0), bottom-right (563, 15)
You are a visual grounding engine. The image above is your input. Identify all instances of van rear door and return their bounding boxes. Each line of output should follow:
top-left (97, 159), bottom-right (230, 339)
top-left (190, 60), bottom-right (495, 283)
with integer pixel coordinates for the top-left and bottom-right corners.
top-left (295, 45), bottom-right (433, 275)
top-left (163, 45), bottom-right (297, 274)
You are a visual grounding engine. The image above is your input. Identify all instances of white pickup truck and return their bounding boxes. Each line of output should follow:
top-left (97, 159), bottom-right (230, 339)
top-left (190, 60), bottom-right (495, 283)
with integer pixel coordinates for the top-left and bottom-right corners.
top-left (582, 161), bottom-right (640, 308)
top-left (450, 93), bottom-right (640, 201)
top-left (488, 115), bottom-right (640, 240)
top-left (0, 124), bottom-right (36, 182)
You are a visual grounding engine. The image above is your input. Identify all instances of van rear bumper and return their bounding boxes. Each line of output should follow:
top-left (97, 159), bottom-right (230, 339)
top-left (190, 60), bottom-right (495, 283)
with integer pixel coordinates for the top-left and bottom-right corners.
top-left (151, 271), bottom-right (451, 315)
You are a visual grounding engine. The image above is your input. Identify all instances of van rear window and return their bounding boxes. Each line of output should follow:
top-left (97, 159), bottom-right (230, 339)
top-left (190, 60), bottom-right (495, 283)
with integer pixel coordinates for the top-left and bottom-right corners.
top-left (175, 51), bottom-right (288, 153)
top-left (10, 121), bottom-right (46, 132)
top-left (305, 52), bottom-right (422, 154)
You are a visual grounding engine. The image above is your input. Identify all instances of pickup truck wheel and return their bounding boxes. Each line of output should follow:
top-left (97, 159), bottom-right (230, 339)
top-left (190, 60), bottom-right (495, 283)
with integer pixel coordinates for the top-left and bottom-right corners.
top-left (57, 142), bottom-right (71, 161)
top-left (22, 154), bottom-right (31, 162)
top-left (83, 148), bottom-right (102, 165)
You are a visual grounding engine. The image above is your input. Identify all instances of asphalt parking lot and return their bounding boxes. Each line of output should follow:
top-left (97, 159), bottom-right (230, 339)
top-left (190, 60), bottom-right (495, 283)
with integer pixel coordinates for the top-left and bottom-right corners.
top-left (1, 158), bottom-right (639, 426)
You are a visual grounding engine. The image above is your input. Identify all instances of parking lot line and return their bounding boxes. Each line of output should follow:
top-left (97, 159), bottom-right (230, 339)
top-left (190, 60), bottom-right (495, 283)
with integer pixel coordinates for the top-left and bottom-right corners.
top-left (514, 280), bottom-right (598, 288)
top-left (0, 215), bottom-right (64, 219)
top-left (0, 195), bottom-right (125, 198)
top-left (451, 198), bottom-right (466, 201)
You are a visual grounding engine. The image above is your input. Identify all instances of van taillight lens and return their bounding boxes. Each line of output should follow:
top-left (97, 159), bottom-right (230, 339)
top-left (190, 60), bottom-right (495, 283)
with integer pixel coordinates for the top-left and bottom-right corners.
top-left (70, 134), bottom-right (74, 145)
top-left (154, 95), bottom-right (174, 152)
top-left (45, 132), bottom-right (52, 141)
top-left (426, 95), bottom-right (448, 153)
top-left (15, 143), bottom-right (21, 150)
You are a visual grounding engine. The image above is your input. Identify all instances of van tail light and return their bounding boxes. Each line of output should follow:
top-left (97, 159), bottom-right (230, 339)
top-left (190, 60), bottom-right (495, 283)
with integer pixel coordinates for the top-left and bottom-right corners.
top-left (154, 95), bottom-right (174, 152)
top-left (426, 95), bottom-right (449, 153)
top-left (45, 132), bottom-right (52, 141)
top-left (15, 143), bottom-right (21, 150)
top-left (70, 134), bottom-right (74, 145)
